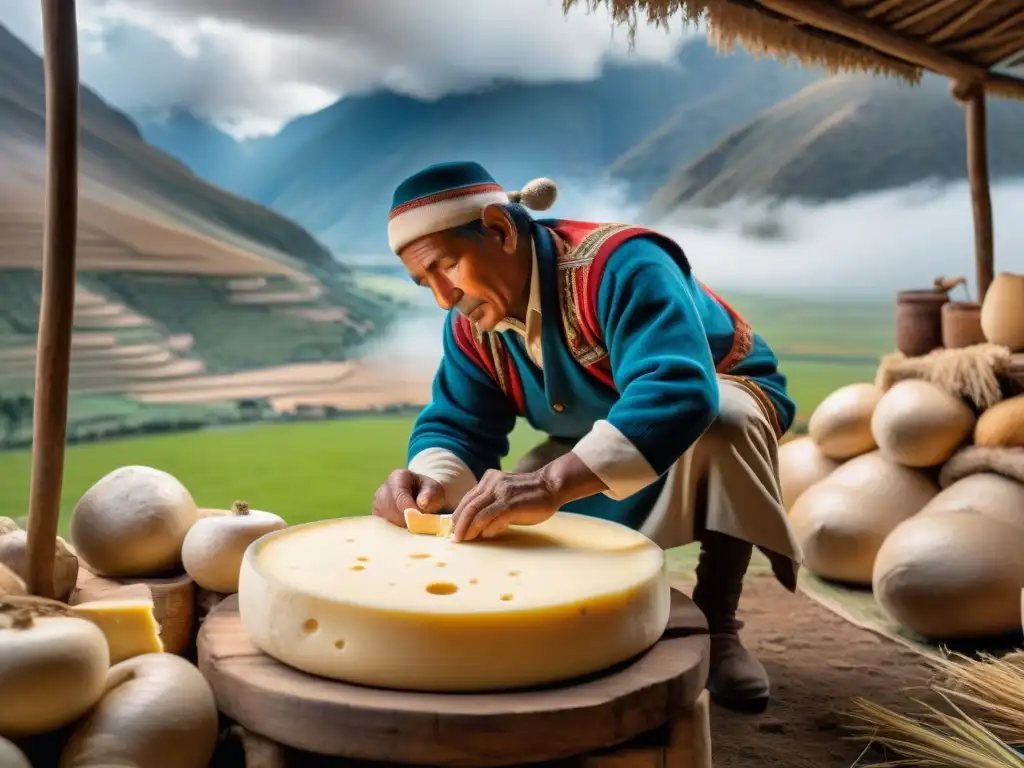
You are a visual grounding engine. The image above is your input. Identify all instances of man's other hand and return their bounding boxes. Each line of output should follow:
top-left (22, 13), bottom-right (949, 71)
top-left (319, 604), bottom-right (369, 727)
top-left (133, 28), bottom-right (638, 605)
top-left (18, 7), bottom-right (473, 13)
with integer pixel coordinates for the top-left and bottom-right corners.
top-left (451, 469), bottom-right (558, 543)
top-left (372, 469), bottom-right (446, 528)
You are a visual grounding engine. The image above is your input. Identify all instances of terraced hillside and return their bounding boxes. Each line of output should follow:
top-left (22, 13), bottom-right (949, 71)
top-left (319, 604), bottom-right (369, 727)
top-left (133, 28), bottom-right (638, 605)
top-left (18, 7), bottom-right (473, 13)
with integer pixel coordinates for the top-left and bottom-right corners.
top-left (0, 24), bottom-right (396, 424)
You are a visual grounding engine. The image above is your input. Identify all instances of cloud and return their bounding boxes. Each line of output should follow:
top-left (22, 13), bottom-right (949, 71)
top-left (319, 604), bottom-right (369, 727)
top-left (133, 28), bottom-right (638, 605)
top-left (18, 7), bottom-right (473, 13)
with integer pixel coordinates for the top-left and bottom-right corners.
top-left (658, 180), bottom-right (1024, 298)
top-left (0, 0), bottom-right (693, 138)
top-left (366, 179), bottom-right (1024, 370)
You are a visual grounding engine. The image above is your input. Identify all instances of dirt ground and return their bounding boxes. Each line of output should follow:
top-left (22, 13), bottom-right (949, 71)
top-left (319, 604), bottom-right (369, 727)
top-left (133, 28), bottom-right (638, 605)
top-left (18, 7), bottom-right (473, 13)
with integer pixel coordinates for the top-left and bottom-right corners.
top-left (687, 573), bottom-right (932, 768)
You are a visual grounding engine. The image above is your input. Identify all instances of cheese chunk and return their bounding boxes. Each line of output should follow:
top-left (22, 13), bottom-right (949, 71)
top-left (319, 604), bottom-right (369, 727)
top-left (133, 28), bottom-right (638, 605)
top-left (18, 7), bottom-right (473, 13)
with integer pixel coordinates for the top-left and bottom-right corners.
top-left (238, 513), bottom-right (669, 692)
top-left (403, 508), bottom-right (453, 538)
top-left (72, 598), bottom-right (164, 664)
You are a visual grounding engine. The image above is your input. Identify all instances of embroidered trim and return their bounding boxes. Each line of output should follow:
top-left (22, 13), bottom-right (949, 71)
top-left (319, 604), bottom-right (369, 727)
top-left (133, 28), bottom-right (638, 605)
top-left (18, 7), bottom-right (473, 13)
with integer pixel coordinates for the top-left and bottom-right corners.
top-left (553, 224), bottom-right (635, 371)
top-left (451, 314), bottom-right (525, 414)
top-left (388, 183), bottom-right (504, 219)
top-left (699, 281), bottom-right (755, 373)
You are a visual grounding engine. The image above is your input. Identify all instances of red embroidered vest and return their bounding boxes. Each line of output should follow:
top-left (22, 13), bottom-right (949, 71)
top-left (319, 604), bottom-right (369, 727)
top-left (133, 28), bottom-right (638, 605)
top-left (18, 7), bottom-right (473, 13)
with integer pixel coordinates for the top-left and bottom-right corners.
top-left (451, 220), bottom-right (779, 434)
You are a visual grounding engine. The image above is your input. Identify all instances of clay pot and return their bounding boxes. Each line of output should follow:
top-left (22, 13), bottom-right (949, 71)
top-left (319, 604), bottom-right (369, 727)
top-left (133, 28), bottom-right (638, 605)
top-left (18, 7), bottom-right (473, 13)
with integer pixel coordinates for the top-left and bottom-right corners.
top-left (895, 290), bottom-right (948, 357)
top-left (981, 272), bottom-right (1024, 351)
top-left (942, 302), bottom-right (986, 349)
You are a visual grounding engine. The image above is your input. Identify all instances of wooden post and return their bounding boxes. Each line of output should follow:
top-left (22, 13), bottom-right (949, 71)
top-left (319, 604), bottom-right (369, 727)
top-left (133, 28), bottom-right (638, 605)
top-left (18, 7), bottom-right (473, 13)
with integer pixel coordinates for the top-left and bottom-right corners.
top-left (953, 79), bottom-right (995, 302)
top-left (25, 0), bottom-right (80, 599)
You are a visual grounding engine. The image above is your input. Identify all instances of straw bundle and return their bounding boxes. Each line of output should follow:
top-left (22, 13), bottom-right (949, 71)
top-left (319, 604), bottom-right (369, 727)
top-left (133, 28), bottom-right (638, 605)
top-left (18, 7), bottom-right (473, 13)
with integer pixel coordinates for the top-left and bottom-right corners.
top-left (848, 652), bottom-right (1024, 767)
top-left (874, 344), bottom-right (1014, 411)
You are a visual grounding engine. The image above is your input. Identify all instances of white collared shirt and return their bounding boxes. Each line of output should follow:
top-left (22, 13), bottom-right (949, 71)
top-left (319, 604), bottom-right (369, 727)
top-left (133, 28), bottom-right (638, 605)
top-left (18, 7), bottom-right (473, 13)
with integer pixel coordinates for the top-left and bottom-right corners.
top-left (491, 243), bottom-right (543, 369)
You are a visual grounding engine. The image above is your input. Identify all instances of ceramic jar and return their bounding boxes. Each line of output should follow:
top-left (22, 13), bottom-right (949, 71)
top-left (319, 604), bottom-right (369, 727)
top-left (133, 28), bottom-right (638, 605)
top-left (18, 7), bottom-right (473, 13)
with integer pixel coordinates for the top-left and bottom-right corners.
top-left (895, 290), bottom-right (949, 357)
top-left (942, 301), bottom-right (986, 349)
top-left (981, 272), bottom-right (1024, 351)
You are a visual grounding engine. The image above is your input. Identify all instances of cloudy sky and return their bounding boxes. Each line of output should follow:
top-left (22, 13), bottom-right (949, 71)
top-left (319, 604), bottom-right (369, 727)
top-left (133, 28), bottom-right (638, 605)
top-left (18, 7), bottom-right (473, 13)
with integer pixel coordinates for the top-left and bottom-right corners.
top-left (1, 0), bottom-right (692, 138)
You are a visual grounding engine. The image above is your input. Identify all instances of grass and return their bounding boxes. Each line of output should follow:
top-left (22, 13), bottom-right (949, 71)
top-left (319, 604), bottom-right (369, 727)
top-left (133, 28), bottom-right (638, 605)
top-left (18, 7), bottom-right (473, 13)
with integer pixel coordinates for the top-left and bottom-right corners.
top-left (781, 359), bottom-right (879, 418)
top-left (0, 417), bottom-right (545, 537)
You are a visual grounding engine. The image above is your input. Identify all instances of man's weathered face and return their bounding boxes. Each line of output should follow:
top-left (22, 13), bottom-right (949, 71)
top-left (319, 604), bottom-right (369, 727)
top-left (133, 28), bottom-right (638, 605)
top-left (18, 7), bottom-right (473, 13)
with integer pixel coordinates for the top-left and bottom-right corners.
top-left (398, 206), bottom-right (529, 332)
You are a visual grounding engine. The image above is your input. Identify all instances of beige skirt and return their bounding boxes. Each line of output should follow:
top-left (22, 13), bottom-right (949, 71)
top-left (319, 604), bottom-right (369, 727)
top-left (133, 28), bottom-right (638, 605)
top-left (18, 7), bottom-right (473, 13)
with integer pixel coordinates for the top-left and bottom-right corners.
top-left (515, 378), bottom-right (804, 590)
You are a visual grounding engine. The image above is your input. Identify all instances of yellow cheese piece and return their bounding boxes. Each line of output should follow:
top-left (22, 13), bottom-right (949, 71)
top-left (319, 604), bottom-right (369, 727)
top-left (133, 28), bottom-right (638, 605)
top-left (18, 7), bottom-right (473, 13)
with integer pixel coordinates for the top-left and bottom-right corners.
top-left (238, 513), bottom-right (669, 692)
top-left (72, 598), bottom-right (164, 664)
top-left (403, 508), bottom-right (453, 538)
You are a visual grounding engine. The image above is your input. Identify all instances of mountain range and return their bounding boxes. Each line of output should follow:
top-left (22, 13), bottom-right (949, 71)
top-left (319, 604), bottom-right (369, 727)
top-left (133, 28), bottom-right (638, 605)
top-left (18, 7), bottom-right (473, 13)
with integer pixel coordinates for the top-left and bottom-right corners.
top-left (0, 23), bottom-right (394, 402)
top-left (139, 42), bottom-right (823, 259)
top-left (137, 40), bottom-right (1024, 262)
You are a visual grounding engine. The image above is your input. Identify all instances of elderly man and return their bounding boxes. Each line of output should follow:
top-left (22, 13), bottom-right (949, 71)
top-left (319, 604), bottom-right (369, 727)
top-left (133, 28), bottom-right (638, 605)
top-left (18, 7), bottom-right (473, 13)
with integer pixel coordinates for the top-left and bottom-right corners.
top-left (371, 161), bottom-right (802, 713)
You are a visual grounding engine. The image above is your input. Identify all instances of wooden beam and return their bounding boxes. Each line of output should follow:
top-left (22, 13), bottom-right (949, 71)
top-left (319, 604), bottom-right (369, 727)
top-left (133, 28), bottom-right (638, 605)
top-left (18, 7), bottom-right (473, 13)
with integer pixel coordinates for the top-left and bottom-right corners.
top-left (753, 0), bottom-right (1024, 99)
top-left (959, 80), bottom-right (995, 301)
top-left (25, 0), bottom-right (79, 599)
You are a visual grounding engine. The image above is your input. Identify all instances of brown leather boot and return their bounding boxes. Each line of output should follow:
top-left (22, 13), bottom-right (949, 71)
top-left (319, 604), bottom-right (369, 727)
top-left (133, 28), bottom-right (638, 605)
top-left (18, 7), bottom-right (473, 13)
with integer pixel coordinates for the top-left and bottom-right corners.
top-left (691, 530), bottom-right (770, 713)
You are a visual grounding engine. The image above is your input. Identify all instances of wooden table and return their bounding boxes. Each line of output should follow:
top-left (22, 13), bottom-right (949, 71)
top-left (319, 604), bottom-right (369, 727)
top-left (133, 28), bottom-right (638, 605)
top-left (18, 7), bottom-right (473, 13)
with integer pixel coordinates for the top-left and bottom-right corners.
top-left (198, 589), bottom-right (711, 767)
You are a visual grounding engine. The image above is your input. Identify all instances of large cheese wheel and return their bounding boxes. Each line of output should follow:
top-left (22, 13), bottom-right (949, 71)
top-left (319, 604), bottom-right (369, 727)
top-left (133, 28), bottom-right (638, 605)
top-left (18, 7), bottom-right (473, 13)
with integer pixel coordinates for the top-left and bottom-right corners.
top-left (975, 396), bottom-right (1024, 448)
top-left (788, 452), bottom-right (938, 584)
top-left (873, 511), bottom-right (1024, 638)
top-left (239, 514), bottom-right (670, 692)
top-left (808, 383), bottom-right (882, 459)
top-left (181, 502), bottom-right (287, 593)
top-left (0, 599), bottom-right (109, 737)
top-left (778, 436), bottom-right (841, 511)
top-left (60, 653), bottom-right (219, 768)
top-left (71, 466), bottom-right (198, 577)
top-left (870, 379), bottom-right (975, 467)
top-left (918, 473), bottom-right (1024, 532)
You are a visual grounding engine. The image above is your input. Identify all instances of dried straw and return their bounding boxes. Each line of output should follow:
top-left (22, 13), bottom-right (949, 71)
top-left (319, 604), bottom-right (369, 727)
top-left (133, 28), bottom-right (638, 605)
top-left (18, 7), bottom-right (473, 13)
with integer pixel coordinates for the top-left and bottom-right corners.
top-left (563, 0), bottom-right (1024, 100)
top-left (874, 343), bottom-right (1013, 410)
top-left (562, 0), bottom-right (921, 80)
top-left (847, 652), bottom-right (1024, 767)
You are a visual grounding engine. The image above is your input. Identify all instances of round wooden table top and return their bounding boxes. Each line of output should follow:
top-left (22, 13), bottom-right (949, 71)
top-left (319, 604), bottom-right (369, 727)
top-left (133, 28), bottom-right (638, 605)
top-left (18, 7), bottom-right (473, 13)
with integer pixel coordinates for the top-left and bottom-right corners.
top-left (197, 588), bottom-right (709, 767)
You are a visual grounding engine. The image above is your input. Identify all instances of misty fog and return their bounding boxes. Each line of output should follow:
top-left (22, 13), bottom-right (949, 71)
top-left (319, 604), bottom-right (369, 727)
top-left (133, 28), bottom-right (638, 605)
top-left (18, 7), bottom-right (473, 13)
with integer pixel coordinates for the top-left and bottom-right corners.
top-left (362, 178), bottom-right (1024, 370)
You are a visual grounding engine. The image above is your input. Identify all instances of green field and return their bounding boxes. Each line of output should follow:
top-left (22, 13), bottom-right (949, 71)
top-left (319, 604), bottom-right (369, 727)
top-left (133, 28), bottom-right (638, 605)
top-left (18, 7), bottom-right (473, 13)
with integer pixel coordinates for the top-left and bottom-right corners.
top-left (0, 292), bottom-right (894, 535)
top-left (0, 417), bottom-right (545, 536)
top-left (0, 354), bottom-right (878, 537)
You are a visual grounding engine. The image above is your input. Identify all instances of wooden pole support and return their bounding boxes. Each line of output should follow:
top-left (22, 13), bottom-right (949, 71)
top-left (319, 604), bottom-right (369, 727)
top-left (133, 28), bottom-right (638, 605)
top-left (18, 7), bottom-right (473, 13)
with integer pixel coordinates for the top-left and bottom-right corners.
top-left (25, 0), bottom-right (80, 599)
top-left (961, 81), bottom-right (995, 303)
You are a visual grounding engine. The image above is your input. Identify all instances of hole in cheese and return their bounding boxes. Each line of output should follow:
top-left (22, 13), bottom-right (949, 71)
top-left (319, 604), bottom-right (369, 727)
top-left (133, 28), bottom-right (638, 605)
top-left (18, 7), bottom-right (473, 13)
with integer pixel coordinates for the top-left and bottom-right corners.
top-left (408, 553), bottom-right (430, 559)
top-left (500, 593), bottom-right (514, 601)
top-left (356, 556), bottom-right (370, 562)
top-left (468, 578), bottom-right (479, 584)
top-left (334, 639), bottom-right (346, 650)
top-left (345, 538), bottom-right (355, 543)
top-left (425, 582), bottom-right (458, 596)
top-left (302, 619), bottom-right (319, 633)
top-left (436, 562), bottom-right (447, 568)
top-left (351, 565), bottom-right (365, 572)
top-left (508, 570), bottom-right (520, 577)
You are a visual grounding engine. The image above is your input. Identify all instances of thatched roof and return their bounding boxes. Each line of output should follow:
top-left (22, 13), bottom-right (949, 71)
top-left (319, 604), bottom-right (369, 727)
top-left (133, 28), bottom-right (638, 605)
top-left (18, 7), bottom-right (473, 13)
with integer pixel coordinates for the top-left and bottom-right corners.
top-left (565, 0), bottom-right (1024, 99)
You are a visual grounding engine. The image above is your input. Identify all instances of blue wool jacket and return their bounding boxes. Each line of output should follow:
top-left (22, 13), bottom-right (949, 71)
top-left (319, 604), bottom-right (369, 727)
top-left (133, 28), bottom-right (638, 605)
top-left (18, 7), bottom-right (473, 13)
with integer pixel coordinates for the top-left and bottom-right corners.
top-left (408, 225), bottom-right (795, 528)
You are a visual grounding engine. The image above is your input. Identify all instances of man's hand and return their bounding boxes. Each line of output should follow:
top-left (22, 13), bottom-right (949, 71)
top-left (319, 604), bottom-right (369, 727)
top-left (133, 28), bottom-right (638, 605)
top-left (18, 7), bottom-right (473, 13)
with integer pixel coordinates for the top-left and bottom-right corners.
top-left (372, 469), bottom-right (446, 528)
top-left (451, 469), bottom-right (559, 542)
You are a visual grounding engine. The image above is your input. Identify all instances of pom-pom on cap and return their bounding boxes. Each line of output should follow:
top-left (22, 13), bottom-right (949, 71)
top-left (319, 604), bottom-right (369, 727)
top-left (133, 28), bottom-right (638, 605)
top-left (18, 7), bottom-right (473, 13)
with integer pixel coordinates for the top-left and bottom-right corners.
top-left (508, 178), bottom-right (558, 211)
